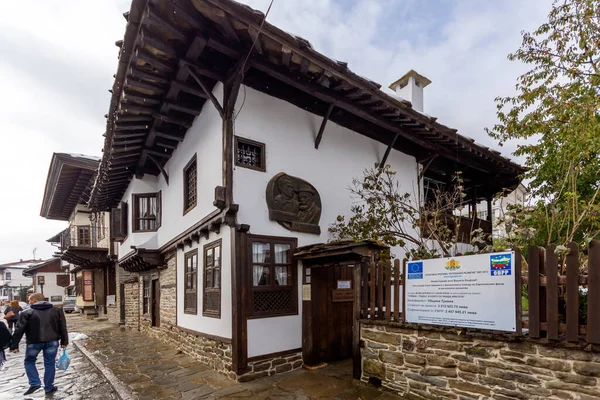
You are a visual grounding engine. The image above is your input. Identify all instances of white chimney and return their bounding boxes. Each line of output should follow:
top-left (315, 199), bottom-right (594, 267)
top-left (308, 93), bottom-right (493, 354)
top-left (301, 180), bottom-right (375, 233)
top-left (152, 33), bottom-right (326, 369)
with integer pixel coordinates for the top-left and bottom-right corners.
top-left (388, 69), bottom-right (431, 113)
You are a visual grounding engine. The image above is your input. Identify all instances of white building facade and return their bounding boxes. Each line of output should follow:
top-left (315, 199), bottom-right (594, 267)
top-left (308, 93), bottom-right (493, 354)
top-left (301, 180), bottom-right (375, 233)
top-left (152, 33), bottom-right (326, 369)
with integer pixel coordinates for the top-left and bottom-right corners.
top-left (89, 0), bottom-right (523, 382)
top-left (0, 259), bottom-right (37, 301)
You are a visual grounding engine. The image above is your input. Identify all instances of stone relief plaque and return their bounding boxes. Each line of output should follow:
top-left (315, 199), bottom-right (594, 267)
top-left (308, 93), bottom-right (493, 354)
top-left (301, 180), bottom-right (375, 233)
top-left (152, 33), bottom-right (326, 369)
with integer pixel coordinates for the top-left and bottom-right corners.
top-left (266, 172), bottom-right (322, 234)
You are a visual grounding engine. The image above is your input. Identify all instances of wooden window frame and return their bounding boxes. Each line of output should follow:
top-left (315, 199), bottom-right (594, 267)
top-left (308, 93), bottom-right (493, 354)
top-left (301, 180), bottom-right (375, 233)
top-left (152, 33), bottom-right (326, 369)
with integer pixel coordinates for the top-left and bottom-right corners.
top-left (248, 235), bottom-right (298, 319)
top-left (132, 192), bottom-right (161, 233)
top-left (235, 136), bottom-right (266, 172)
top-left (184, 249), bottom-right (198, 314)
top-left (183, 154), bottom-right (198, 215)
top-left (203, 239), bottom-right (222, 318)
top-left (143, 279), bottom-right (150, 315)
top-left (5, 272), bottom-right (11, 281)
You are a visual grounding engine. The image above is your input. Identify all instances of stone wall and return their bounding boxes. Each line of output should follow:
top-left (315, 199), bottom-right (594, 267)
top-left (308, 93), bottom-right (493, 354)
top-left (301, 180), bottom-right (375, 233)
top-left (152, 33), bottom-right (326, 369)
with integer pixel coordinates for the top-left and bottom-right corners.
top-left (107, 264), bottom-right (137, 324)
top-left (124, 278), bottom-right (139, 330)
top-left (133, 251), bottom-right (235, 378)
top-left (361, 321), bottom-right (600, 400)
top-left (238, 352), bottom-right (303, 382)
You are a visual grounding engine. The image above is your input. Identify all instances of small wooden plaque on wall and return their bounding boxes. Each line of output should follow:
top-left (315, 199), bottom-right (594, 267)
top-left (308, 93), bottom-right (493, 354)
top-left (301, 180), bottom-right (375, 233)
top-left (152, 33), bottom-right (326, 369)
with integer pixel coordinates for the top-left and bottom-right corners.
top-left (332, 289), bottom-right (354, 302)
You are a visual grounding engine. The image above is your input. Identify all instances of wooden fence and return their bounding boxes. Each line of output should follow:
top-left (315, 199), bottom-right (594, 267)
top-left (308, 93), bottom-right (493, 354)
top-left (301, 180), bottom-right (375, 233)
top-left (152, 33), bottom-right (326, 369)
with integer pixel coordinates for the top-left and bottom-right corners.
top-left (360, 240), bottom-right (600, 344)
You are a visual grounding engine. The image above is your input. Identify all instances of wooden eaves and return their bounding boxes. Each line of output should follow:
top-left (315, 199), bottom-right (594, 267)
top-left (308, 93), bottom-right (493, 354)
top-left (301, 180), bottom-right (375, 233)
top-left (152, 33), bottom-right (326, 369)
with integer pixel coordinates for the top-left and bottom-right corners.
top-left (89, 0), bottom-right (524, 211)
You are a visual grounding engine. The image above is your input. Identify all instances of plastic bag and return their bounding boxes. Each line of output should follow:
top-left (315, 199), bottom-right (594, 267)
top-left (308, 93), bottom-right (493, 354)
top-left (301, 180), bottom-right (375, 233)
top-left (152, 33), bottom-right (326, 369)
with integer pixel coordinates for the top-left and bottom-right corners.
top-left (56, 348), bottom-right (70, 371)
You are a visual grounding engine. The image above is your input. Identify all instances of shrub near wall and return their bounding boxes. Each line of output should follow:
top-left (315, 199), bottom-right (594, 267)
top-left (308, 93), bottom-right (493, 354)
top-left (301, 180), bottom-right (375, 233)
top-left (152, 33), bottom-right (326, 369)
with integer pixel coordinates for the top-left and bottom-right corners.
top-left (361, 321), bottom-right (600, 400)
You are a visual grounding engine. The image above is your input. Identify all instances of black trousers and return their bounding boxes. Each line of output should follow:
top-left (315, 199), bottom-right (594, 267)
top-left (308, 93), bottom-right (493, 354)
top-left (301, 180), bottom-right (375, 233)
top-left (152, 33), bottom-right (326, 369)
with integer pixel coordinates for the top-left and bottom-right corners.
top-left (7, 319), bottom-right (17, 331)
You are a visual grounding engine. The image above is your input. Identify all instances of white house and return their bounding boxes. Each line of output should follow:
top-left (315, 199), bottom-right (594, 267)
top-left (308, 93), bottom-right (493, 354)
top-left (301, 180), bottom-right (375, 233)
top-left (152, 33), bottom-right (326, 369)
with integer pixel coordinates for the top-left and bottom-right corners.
top-left (22, 257), bottom-right (71, 305)
top-left (88, 0), bottom-right (523, 382)
top-left (0, 259), bottom-right (37, 301)
top-left (41, 153), bottom-right (117, 319)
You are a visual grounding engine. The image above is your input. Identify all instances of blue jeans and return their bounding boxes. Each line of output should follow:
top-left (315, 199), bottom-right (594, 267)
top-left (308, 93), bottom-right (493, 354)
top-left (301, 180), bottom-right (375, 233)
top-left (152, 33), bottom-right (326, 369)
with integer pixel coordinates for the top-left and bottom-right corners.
top-left (24, 341), bottom-right (59, 392)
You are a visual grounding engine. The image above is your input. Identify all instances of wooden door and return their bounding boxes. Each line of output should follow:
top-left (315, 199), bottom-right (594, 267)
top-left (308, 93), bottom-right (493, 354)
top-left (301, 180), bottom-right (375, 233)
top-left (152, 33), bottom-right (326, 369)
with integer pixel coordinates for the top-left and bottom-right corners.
top-left (119, 284), bottom-right (126, 322)
top-left (311, 264), bottom-right (354, 363)
top-left (151, 279), bottom-right (160, 327)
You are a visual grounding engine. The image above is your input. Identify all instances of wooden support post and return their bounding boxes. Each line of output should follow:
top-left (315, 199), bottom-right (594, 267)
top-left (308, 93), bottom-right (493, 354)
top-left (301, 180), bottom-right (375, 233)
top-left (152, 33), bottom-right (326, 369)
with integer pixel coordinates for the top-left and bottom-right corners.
top-left (222, 65), bottom-right (244, 206)
top-left (587, 240), bottom-right (600, 344)
top-left (186, 65), bottom-right (225, 118)
top-left (393, 259), bottom-right (400, 322)
top-left (402, 259), bottom-right (407, 322)
top-left (487, 194), bottom-right (493, 223)
top-left (377, 261), bottom-right (383, 320)
top-left (231, 229), bottom-right (248, 374)
top-left (379, 133), bottom-right (399, 168)
top-left (369, 262), bottom-right (375, 320)
top-left (314, 104), bottom-right (334, 149)
top-left (352, 263), bottom-right (362, 380)
top-left (147, 154), bottom-right (169, 185)
top-left (566, 242), bottom-right (579, 342)
top-left (546, 244), bottom-right (559, 340)
top-left (384, 261), bottom-right (391, 321)
top-left (514, 249), bottom-right (522, 335)
top-left (528, 246), bottom-right (541, 338)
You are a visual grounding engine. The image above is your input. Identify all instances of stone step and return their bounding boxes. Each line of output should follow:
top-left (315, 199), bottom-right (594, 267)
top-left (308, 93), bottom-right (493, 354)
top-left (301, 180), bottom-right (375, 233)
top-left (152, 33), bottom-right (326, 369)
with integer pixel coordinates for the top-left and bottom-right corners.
top-left (94, 317), bottom-right (109, 322)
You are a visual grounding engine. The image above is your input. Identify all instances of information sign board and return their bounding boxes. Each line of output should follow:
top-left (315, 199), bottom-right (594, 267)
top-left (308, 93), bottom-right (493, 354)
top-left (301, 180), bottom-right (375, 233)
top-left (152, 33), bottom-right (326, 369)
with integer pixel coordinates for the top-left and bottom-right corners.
top-left (405, 252), bottom-right (516, 332)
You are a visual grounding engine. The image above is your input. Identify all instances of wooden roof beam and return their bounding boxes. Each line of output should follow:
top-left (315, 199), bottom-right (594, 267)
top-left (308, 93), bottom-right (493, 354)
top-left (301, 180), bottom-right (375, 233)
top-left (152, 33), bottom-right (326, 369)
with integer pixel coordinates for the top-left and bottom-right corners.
top-left (155, 131), bottom-right (185, 142)
top-left (314, 104), bottom-right (334, 150)
top-left (135, 49), bottom-right (175, 74)
top-left (153, 114), bottom-right (192, 129)
top-left (249, 60), bottom-right (491, 174)
top-left (147, 153), bottom-right (169, 185)
top-left (214, 9), bottom-right (240, 43)
top-left (184, 64), bottom-right (224, 118)
top-left (247, 26), bottom-right (263, 54)
top-left (139, 28), bottom-right (178, 59)
top-left (144, 5), bottom-right (187, 42)
top-left (129, 67), bottom-right (170, 85)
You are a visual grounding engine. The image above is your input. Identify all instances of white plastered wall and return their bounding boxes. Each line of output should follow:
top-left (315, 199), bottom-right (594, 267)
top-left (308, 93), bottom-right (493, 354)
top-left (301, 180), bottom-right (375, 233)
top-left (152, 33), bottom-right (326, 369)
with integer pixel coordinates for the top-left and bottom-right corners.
top-left (232, 85), bottom-right (419, 357)
top-left (176, 227), bottom-right (233, 339)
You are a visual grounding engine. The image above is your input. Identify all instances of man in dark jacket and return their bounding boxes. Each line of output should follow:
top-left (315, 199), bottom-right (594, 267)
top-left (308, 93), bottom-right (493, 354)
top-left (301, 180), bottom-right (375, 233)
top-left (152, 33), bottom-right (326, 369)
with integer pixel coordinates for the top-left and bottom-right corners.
top-left (10, 292), bottom-right (69, 395)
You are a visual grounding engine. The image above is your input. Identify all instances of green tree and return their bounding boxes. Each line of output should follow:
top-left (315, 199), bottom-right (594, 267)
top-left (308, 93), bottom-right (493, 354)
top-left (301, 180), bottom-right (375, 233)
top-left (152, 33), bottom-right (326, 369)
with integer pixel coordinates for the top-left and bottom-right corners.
top-left (329, 165), bottom-right (489, 259)
top-left (487, 0), bottom-right (600, 248)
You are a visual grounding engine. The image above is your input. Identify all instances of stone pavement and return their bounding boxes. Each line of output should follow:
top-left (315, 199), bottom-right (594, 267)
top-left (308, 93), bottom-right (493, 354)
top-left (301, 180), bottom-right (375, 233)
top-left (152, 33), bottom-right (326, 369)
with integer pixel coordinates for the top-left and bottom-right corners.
top-left (0, 322), bottom-right (117, 400)
top-left (68, 315), bottom-right (403, 399)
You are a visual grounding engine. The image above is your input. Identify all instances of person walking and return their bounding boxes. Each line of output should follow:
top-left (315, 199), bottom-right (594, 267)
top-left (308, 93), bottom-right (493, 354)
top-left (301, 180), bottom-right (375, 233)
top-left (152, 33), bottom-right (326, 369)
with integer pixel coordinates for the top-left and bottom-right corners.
top-left (9, 293), bottom-right (69, 396)
top-left (4, 299), bottom-right (23, 333)
top-left (0, 320), bottom-right (10, 368)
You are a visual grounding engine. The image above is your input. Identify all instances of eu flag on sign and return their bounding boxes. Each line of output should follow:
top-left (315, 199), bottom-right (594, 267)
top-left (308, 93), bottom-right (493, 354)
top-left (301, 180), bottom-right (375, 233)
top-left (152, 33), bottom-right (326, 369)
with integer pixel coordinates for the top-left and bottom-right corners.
top-left (407, 261), bottom-right (423, 279)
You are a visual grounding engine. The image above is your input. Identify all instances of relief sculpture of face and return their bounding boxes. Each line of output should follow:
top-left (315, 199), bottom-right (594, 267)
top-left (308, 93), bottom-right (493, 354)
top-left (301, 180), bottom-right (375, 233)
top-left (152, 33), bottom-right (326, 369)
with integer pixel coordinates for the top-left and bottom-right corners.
top-left (298, 192), bottom-right (312, 210)
top-left (279, 177), bottom-right (295, 198)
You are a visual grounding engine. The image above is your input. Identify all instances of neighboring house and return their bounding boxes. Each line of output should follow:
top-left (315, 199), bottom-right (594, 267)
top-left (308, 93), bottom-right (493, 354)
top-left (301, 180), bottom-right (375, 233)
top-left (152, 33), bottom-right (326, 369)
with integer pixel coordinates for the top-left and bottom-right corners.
top-left (459, 183), bottom-right (529, 238)
top-left (87, 0), bottom-right (523, 382)
top-left (0, 259), bottom-right (37, 301)
top-left (40, 153), bottom-right (118, 319)
top-left (22, 257), bottom-right (70, 305)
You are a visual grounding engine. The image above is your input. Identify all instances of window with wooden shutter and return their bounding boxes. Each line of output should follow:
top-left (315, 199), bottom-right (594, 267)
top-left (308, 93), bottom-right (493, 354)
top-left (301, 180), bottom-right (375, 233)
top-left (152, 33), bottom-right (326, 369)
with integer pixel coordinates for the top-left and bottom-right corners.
top-left (248, 235), bottom-right (298, 319)
top-left (110, 201), bottom-right (128, 241)
top-left (183, 155), bottom-right (197, 214)
top-left (132, 193), bottom-right (160, 232)
top-left (203, 240), bottom-right (221, 318)
top-left (184, 249), bottom-right (198, 314)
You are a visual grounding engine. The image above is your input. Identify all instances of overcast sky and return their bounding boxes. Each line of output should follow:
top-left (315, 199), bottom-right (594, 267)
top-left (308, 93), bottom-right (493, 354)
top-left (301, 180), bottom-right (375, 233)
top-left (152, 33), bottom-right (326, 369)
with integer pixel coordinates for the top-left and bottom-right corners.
top-left (0, 0), bottom-right (551, 264)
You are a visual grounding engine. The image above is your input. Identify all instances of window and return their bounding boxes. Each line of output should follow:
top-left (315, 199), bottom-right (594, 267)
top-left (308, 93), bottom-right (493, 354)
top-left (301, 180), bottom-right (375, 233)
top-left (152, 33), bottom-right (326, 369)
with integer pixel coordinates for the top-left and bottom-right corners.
top-left (184, 249), bottom-right (198, 314)
top-left (143, 279), bottom-right (150, 315)
top-left (249, 236), bottom-right (297, 318)
top-left (133, 193), bottom-right (161, 232)
top-left (183, 155), bottom-right (197, 214)
top-left (203, 240), bottom-right (222, 318)
top-left (235, 136), bottom-right (266, 172)
top-left (78, 226), bottom-right (90, 246)
top-left (5, 272), bottom-right (11, 281)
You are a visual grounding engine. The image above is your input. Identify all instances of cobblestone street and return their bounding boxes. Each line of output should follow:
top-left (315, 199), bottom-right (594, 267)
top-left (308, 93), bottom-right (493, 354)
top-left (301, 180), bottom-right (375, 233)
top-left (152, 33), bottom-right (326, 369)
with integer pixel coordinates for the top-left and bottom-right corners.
top-left (72, 315), bottom-right (401, 399)
top-left (0, 323), bottom-right (117, 400)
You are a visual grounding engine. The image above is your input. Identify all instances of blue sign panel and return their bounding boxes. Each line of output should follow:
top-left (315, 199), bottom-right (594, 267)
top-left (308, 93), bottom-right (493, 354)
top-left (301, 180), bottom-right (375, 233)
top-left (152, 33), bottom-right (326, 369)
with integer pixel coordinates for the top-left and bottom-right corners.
top-left (490, 253), bottom-right (512, 276)
top-left (407, 261), bottom-right (423, 280)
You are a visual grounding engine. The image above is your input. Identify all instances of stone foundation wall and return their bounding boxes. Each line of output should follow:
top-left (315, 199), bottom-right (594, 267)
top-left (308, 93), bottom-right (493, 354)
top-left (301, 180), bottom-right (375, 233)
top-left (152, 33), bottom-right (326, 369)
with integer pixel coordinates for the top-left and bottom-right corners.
top-left (238, 352), bottom-right (303, 382)
top-left (134, 251), bottom-right (235, 378)
top-left (107, 265), bottom-right (137, 324)
top-left (124, 279), bottom-right (139, 330)
top-left (361, 321), bottom-right (600, 400)
top-left (106, 305), bottom-right (118, 323)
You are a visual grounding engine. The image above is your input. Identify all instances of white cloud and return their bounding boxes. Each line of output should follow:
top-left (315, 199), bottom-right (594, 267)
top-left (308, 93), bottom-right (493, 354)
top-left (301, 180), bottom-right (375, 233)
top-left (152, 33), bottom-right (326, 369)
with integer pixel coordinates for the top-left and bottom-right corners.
top-left (0, 0), bottom-right (551, 262)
